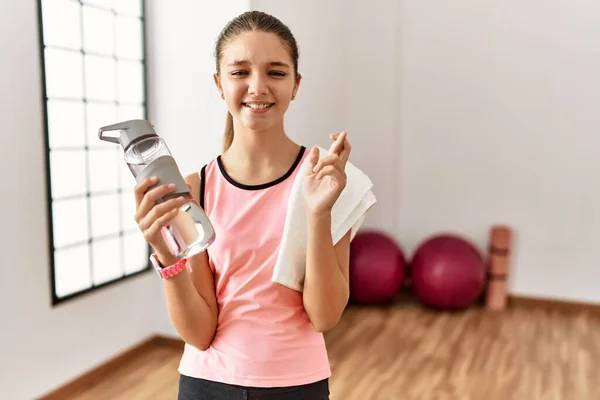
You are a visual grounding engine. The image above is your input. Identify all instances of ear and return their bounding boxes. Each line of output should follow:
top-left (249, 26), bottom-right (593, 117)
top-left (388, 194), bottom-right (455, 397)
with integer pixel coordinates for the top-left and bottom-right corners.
top-left (292, 73), bottom-right (302, 100)
top-left (213, 73), bottom-right (223, 98)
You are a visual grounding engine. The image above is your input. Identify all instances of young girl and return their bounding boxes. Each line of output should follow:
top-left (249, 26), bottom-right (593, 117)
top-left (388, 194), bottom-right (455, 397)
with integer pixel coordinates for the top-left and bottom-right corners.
top-left (134, 11), bottom-right (352, 399)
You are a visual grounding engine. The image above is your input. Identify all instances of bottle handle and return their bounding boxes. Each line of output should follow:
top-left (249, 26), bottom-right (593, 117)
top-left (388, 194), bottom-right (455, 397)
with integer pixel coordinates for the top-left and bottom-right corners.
top-left (98, 121), bottom-right (133, 143)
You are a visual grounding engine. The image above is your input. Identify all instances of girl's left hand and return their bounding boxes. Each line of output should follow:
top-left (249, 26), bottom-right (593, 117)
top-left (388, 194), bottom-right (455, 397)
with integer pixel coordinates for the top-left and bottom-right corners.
top-left (303, 131), bottom-right (351, 217)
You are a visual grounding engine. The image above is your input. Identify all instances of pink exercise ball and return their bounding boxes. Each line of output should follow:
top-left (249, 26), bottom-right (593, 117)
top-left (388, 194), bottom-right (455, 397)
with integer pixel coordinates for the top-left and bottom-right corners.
top-left (411, 234), bottom-right (485, 310)
top-left (349, 231), bottom-right (405, 304)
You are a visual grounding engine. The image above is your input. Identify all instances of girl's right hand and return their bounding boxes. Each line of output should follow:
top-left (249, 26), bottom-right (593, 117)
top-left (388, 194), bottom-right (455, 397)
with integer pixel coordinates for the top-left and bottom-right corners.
top-left (133, 176), bottom-right (188, 266)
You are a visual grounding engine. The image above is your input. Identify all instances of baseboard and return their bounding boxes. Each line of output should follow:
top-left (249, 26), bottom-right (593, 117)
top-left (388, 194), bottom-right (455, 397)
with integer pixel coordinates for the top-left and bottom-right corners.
top-left (37, 334), bottom-right (183, 400)
top-left (154, 334), bottom-right (185, 349)
top-left (509, 294), bottom-right (600, 316)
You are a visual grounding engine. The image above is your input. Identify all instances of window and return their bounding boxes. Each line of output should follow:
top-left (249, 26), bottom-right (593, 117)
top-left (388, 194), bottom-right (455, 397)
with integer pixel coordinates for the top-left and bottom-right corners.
top-left (37, 0), bottom-right (151, 305)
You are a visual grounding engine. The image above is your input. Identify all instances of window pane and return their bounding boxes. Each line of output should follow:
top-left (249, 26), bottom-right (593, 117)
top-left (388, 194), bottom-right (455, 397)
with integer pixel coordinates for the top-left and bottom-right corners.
top-left (54, 245), bottom-right (91, 297)
top-left (87, 101), bottom-right (117, 149)
top-left (42, 0), bottom-right (147, 303)
top-left (115, 1), bottom-right (142, 17)
top-left (81, 0), bottom-right (112, 9)
top-left (92, 237), bottom-right (122, 284)
top-left (119, 160), bottom-right (137, 189)
top-left (117, 60), bottom-right (144, 103)
top-left (123, 231), bottom-right (148, 274)
top-left (44, 48), bottom-right (83, 99)
top-left (48, 99), bottom-right (86, 148)
top-left (82, 6), bottom-right (114, 56)
top-left (120, 189), bottom-right (137, 231)
top-left (52, 197), bottom-right (89, 248)
top-left (50, 149), bottom-right (87, 198)
top-left (90, 193), bottom-right (121, 238)
top-left (115, 15), bottom-right (142, 60)
top-left (41, 0), bottom-right (81, 50)
top-left (85, 55), bottom-right (116, 101)
top-left (88, 149), bottom-right (120, 192)
top-left (81, 0), bottom-right (141, 17)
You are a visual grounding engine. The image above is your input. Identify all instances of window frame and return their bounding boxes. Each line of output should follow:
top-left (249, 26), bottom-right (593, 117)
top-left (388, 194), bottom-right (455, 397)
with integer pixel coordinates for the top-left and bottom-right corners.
top-left (36, 0), bottom-right (153, 306)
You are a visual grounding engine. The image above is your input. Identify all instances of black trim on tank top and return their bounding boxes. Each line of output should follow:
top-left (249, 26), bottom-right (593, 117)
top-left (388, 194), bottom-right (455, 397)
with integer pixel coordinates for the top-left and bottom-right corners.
top-left (200, 165), bottom-right (206, 209)
top-left (216, 146), bottom-right (306, 191)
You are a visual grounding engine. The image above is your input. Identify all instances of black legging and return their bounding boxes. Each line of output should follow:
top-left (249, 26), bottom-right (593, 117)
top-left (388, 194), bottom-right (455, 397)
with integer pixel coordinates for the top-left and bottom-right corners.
top-left (178, 374), bottom-right (330, 400)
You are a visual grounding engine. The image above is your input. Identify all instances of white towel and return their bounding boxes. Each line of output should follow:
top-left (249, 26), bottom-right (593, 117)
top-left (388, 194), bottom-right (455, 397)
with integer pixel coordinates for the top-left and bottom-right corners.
top-left (271, 146), bottom-right (377, 292)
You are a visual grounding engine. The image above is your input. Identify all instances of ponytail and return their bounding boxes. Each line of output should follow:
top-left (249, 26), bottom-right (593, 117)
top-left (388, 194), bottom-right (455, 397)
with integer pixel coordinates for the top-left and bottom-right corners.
top-left (223, 111), bottom-right (234, 151)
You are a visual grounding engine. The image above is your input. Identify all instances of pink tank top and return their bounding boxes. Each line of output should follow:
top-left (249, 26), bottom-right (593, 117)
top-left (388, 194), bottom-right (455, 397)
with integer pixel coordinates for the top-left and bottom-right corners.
top-left (178, 146), bottom-right (332, 387)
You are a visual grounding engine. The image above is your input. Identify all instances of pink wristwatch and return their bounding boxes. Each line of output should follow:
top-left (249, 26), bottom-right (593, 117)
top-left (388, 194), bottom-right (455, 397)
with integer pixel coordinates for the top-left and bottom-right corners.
top-left (150, 253), bottom-right (187, 279)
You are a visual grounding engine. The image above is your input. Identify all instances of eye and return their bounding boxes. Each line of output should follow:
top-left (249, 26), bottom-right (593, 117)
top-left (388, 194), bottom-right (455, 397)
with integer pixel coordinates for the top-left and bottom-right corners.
top-left (269, 71), bottom-right (286, 77)
top-left (230, 70), bottom-right (248, 76)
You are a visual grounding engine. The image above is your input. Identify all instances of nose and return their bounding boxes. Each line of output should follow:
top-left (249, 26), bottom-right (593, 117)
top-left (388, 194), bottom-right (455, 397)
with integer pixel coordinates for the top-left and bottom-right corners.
top-left (248, 73), bottom-right (269, 96)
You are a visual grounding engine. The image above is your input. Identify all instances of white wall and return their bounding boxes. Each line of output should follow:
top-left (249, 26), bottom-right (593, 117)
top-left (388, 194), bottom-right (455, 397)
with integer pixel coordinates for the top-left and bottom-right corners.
top-left (0, 2), bottom-right (161, 399)
top-left (395, 0), bottom-right (600, 303)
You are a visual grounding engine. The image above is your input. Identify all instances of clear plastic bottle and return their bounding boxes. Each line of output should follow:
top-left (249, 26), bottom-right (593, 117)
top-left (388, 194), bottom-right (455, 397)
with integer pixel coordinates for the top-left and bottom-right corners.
top-left (99, 119), bottom-right (215, 259)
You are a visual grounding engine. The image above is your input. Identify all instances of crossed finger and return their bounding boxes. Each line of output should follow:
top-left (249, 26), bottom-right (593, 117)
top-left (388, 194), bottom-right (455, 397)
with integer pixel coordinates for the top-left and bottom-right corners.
top-left (329, 131), bottom-right (352, 167)
top-left (313, 154), bottom-right (342, 174)
top-left (328, 131), bottom-right (346, 155)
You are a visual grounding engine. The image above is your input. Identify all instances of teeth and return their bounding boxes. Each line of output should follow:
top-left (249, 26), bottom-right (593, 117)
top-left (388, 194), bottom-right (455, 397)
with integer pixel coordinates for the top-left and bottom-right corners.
top-left (245, 103), bottom-right (272, 110)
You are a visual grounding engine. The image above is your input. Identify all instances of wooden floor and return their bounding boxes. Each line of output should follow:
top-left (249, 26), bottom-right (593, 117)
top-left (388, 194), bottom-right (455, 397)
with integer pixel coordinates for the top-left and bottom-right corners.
top-left (67, 344), bottom-right (182, 400)
top-left (325, 300), bottom-right (600, 400)
top-left (63, 299), bottom-right (600, 400)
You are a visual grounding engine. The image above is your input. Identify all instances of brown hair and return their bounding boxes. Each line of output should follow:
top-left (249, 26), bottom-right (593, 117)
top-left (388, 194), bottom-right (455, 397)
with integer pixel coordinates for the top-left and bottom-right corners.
top-left (214, 11), bottom-right (299, 151)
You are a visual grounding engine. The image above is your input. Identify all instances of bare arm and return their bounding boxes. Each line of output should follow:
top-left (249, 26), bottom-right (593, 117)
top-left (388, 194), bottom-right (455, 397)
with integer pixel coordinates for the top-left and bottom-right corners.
top-left (302, 212), bottom-right (351, 332)
top-left (135, 173), bottom-right (218, 350)
top-left (160, 251), bottom-right (218, 350)
top-left (301, 131), bottom-right (354, 332)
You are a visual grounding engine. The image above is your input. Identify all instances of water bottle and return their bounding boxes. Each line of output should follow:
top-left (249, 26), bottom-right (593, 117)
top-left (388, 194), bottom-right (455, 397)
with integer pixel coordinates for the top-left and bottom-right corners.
top-left (98, 119), bottom-right (215, 259)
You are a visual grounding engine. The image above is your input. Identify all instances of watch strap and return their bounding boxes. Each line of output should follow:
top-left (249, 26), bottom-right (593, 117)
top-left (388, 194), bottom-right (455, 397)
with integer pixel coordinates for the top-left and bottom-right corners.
top-left (150, 253), bottom-right (187, 280)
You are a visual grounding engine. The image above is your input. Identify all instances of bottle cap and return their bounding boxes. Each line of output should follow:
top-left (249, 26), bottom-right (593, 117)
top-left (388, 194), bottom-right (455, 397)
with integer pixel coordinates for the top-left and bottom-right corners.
top-left (98, 119), bottom-right (157, 151)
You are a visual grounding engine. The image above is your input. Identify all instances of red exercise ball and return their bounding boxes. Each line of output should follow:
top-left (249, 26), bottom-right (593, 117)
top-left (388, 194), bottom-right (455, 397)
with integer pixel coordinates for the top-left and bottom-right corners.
top-left (411, 234), bottom-right (485, 310)
top-left (349, 231), bottom-right (405, 304)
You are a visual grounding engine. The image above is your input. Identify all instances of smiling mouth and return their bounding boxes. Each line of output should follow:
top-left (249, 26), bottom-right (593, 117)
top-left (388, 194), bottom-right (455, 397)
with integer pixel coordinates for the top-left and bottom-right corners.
top-left (242, 102), bottom-right (274, 110)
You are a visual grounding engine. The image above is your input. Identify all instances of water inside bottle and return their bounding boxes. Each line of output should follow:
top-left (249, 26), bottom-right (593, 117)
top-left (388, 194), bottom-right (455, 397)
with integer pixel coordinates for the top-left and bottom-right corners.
top-left (160, 199), bottom-right (215, 259)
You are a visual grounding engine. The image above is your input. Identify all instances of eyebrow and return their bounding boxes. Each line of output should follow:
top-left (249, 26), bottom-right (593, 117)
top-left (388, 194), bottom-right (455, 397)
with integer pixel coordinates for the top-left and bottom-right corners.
top-left (227, 60), bottom-right (291, 68)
